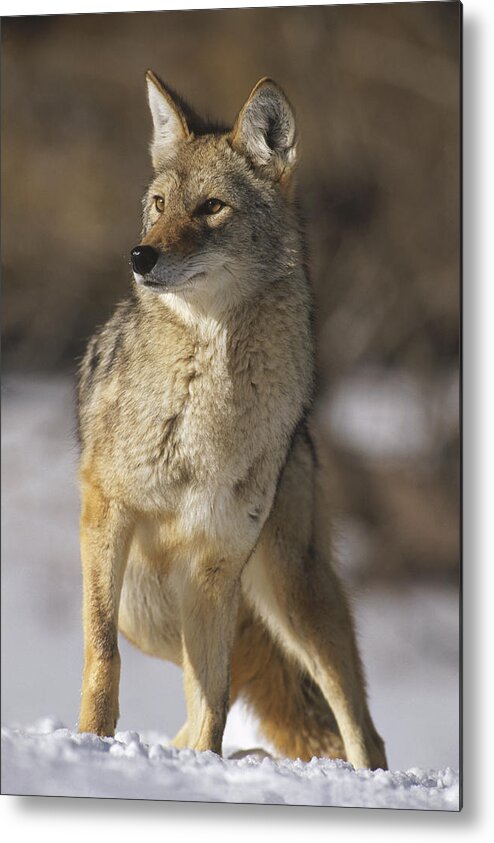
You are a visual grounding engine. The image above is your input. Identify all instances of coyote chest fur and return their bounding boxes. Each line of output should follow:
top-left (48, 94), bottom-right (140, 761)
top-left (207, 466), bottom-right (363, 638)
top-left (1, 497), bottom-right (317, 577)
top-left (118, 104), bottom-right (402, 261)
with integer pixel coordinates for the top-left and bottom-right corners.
top-left (80, 280), bottom-right (309, 533)
top-left (76, 71), bottom-right (387, 771)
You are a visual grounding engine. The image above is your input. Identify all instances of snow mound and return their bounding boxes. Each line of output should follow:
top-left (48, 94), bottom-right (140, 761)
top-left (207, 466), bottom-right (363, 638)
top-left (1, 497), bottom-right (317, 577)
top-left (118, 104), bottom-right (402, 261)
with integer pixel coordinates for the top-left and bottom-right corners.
top-left (1, 718), bottom-right (460, 810)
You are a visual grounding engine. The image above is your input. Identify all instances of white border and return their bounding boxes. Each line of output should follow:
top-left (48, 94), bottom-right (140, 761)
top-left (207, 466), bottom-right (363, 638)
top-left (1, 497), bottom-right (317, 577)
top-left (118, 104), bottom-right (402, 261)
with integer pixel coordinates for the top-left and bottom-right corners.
top-left (0, 0), bottom-right (461, 16)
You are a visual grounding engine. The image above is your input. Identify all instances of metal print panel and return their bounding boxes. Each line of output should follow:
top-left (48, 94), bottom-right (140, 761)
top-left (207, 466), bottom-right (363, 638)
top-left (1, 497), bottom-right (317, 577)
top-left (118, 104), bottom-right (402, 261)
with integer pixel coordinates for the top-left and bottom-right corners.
top-left (1, 1), bottom-right (461, 810)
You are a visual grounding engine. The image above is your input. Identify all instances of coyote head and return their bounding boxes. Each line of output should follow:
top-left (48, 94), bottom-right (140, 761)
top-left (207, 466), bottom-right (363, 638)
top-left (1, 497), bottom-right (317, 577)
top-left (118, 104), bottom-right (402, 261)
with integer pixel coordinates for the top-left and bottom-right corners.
top-left (131, 71), bottom-right (301, 319)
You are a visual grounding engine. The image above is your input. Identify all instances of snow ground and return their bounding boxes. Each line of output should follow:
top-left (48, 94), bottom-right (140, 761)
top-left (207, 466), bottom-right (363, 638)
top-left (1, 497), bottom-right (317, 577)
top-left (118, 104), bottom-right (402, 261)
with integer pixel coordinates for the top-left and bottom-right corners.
top-left (1, 375), bottom-right (460, 808)
top-left (1, 718), bottom-right (460, 809)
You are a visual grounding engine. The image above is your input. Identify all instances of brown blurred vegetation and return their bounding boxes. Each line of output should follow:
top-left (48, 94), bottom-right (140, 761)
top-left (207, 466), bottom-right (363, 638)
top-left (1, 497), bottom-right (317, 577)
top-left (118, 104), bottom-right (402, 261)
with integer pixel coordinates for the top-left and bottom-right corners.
top-left (1, 2), bottom-right (460, 585)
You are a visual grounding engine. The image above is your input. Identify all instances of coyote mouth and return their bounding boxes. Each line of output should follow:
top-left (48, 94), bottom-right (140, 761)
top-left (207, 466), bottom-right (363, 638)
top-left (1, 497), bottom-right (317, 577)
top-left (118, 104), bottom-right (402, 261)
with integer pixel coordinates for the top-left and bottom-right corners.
top-left (137, 271), bottom-right (206, 292)
top-left (143, 279), bottom-right (166, 289)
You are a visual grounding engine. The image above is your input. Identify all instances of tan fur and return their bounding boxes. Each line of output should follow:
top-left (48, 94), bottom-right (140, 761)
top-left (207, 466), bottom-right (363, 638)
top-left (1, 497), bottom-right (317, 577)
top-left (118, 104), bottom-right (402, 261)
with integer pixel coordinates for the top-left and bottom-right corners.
top-left (230, 599), bottom-right (346, 762)
top-left (76, 72), bottom-right (387, 770)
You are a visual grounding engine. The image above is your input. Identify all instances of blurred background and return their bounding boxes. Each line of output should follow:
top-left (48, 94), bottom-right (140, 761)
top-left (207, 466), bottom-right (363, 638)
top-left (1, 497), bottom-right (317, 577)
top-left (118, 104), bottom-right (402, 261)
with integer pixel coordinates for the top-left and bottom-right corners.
top-left (1, 2), bottom-right (461, 771)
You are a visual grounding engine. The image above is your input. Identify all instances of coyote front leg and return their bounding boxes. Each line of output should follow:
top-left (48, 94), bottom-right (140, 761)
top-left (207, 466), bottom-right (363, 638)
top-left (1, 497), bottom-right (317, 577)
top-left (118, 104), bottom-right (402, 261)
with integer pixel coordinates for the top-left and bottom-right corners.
top-left (79, 477), bottom-right (133, 736)
top-left (180, 564), bottom-right (241, 755)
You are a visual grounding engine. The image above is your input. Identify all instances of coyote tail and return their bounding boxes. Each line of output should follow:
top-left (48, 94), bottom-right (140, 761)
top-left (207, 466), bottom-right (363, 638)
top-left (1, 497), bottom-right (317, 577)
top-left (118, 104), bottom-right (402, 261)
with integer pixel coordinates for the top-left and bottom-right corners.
top-left (231, 606), bottom-right (346, 762)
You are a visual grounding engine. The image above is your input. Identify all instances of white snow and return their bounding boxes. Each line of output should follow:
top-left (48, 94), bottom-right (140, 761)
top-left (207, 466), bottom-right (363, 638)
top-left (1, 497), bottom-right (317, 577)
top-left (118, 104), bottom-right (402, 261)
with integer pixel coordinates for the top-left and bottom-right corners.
top-left (1, 718), bottom-right (459, 809)
top-left (1, 375), bottom-right (460, 808)
top-left (323, 368), bottom-right (459, 462)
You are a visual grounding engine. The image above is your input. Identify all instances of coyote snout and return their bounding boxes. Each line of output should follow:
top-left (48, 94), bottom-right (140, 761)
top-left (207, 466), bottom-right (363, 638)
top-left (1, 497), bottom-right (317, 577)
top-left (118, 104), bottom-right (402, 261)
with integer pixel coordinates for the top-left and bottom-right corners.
top-left (76, 70), bottom-right (387, 770)
top-left (130, 245), bottom-right (158, 275)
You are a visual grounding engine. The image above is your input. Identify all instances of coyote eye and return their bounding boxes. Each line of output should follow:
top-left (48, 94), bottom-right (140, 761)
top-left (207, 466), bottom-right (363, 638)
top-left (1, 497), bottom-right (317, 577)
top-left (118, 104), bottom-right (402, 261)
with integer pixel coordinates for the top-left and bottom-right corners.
top-left (200, 198), bottom-right (224, 216)
top-left (154, 195), bottom-right (165, 213)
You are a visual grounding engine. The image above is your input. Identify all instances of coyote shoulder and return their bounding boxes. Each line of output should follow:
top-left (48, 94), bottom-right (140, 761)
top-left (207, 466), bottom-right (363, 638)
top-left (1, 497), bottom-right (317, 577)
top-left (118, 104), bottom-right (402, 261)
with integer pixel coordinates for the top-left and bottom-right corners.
top-left (76, 71), bottom-right (386, 770)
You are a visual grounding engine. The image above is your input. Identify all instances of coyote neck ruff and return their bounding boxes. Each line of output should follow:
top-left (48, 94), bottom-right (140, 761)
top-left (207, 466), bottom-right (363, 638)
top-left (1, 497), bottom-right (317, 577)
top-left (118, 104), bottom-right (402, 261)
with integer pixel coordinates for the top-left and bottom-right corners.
top-left (77, 71), bottom-right (387, 771)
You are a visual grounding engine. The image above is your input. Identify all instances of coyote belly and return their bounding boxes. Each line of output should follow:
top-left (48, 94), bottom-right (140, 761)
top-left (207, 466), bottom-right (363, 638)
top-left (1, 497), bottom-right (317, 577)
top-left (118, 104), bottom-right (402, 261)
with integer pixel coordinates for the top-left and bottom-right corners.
top-left (76, 71), bottom-right (387, 770)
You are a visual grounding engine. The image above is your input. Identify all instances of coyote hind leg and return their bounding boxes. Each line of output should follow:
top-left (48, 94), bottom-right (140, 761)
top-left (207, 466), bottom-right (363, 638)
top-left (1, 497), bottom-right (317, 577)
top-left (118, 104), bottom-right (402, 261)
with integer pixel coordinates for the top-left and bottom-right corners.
top-left (231, 600), bottom-right (346, 762)
top-left (243, 543), bottom-right (386, 770)
top-left (242, 436), bottom-right (387, 771)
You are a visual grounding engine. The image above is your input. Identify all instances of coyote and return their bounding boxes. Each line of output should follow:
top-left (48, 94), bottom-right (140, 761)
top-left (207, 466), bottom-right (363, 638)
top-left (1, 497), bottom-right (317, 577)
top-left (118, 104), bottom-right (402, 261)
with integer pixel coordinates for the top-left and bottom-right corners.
top-left (76, 71), bottom-right (387, 770)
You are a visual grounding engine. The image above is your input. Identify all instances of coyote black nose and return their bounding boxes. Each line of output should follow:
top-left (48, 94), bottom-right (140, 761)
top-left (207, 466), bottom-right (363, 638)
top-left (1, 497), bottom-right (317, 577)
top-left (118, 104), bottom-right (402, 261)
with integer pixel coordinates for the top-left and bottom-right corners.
top-left (131, 245), bottom-right (159, 275)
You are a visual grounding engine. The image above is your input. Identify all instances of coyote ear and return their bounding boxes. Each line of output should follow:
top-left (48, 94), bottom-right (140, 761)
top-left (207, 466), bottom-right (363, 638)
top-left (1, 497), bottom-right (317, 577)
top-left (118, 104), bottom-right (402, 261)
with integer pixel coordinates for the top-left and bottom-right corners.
top-left (146, 70), bottom-right (189, 169)
top-left (231, 78), bottom-right (297, 181)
